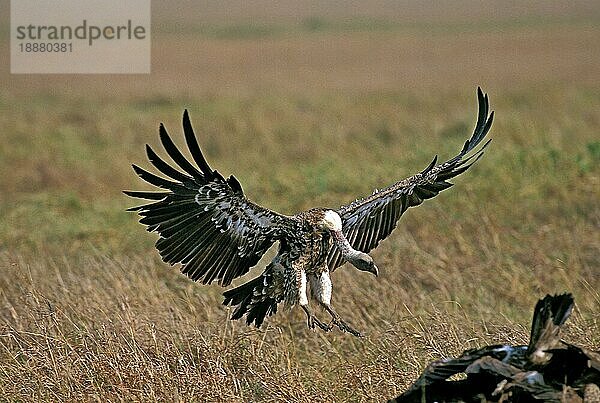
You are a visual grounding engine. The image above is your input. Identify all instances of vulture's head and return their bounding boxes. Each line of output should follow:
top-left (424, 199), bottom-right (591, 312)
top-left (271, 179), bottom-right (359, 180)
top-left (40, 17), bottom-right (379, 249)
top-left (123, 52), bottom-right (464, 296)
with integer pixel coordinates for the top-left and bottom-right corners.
top-left (352, 252), bottom-right (379, 277)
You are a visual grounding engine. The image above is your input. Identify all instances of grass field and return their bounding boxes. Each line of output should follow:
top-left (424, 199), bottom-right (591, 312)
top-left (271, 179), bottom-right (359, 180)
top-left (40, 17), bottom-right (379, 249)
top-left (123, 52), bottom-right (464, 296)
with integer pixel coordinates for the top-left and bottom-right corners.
top-left (0, 1), bottom-right (599, 401)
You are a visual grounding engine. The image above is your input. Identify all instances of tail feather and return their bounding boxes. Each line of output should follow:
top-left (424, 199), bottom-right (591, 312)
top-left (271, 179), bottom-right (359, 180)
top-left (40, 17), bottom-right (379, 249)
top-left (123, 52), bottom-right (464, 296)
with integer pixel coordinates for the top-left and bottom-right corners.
top-left (223, 270), bottom-right (280, 328)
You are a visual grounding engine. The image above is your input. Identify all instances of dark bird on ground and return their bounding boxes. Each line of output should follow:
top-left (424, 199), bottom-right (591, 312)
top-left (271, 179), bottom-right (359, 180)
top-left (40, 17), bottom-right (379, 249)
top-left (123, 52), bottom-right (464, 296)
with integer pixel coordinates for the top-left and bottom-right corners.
top-left (125, 88), bottom-right (493, 336)
top-left (391, 293), bottom-right (600, 402)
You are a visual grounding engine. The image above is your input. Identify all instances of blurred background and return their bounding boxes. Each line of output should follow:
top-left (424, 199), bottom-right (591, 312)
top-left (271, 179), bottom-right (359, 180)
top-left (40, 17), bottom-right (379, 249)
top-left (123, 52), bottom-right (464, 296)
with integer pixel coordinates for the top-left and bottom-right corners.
top-left (0, 1), bottom-right (598, 401)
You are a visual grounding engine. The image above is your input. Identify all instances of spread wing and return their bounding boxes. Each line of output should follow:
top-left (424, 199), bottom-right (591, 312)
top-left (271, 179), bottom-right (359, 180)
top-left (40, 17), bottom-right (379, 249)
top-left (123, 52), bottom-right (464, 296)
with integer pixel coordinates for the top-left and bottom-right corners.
top-left (124, 110), bottom-right (293, 286)
top-left (327, 87), bottom-right (493, 271)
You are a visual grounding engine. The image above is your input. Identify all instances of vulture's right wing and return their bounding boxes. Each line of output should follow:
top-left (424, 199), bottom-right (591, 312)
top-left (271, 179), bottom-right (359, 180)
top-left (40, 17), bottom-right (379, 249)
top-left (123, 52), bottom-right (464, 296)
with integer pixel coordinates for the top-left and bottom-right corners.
top-left (125, 111), bottom-right (294, 286)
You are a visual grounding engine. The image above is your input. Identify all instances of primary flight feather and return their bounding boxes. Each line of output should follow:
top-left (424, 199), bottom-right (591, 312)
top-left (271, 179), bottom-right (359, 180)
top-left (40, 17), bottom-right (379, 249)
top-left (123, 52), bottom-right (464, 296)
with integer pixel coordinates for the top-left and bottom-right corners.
top-left (125, 87), bottom-right (493, 336)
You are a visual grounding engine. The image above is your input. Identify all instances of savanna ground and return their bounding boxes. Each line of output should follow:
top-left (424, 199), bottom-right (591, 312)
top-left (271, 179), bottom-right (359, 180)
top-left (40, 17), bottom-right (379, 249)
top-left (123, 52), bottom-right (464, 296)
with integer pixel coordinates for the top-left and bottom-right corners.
top-left (0, 1), bottom-right (599, 401)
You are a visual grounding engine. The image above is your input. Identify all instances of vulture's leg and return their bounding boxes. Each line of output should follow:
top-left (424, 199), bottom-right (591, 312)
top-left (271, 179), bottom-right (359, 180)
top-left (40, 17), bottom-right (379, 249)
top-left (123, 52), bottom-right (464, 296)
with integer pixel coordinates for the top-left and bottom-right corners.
top-left (310, 271), bottom-right (363, 337)
top-left (299, 269), bottom-right (331, 331)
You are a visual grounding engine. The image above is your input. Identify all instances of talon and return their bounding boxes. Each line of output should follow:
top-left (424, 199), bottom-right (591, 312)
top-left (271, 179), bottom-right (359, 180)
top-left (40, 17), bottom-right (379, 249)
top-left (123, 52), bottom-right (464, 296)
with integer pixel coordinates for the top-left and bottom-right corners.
top-left (302, 305), bottom-right (331, 332)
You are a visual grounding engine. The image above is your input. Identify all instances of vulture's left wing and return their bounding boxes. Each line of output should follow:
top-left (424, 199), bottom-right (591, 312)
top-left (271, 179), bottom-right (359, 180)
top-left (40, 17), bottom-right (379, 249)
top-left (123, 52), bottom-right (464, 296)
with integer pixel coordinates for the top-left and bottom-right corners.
top-left (125, 111), bottom-right (293, 286)
top-left (327, 88), bottom-right (493, 271)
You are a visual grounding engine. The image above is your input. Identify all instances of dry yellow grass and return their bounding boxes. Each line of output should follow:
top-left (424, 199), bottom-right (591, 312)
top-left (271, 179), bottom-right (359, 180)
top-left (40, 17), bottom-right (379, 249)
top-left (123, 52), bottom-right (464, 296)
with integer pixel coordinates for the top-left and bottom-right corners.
top-left (0, 2), bottom-right (598, 401)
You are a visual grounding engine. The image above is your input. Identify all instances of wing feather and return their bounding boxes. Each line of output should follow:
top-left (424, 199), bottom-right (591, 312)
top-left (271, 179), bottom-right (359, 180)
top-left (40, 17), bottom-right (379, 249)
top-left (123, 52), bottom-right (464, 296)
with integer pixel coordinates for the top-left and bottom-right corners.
top-left (328, 87), bottom-right (493, 271)
top-left (123, 191), bottom-right (169, 201)
top-left (132, 164), bottom-right (190, 192)
top-left (125, 111), bottom-right (293, 286)
top-left (158, 123), bottom-right (204, 179)
top-left (182, 109), bottom-right (214, 176)
top-left (145, 144), bottom-right (193, 184)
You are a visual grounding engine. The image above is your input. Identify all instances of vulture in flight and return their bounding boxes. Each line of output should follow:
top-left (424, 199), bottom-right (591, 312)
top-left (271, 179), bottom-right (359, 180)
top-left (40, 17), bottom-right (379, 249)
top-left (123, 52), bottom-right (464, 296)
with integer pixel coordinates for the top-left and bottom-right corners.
top-left (125, 88), bottom-right (493, 336)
